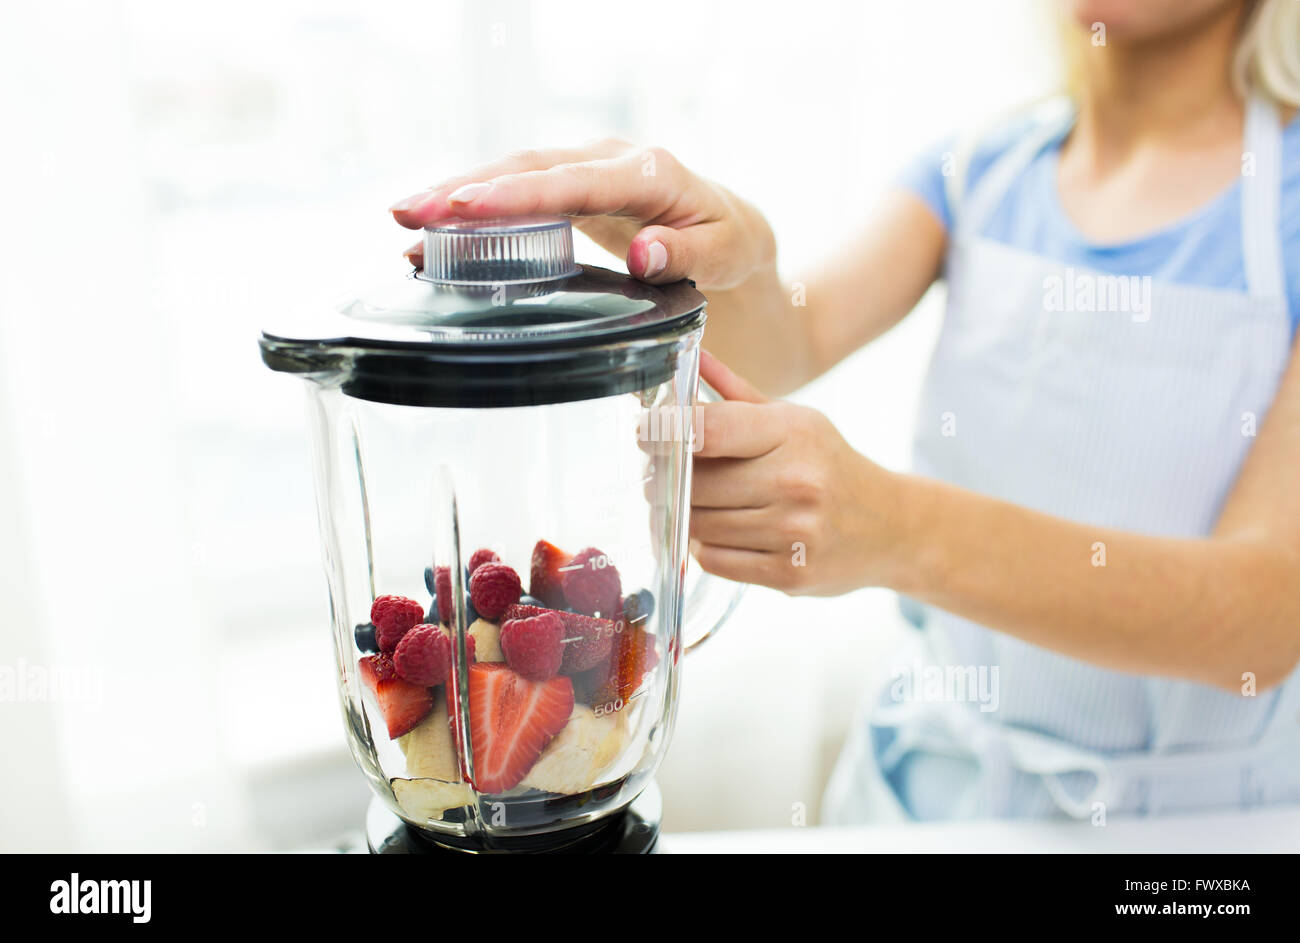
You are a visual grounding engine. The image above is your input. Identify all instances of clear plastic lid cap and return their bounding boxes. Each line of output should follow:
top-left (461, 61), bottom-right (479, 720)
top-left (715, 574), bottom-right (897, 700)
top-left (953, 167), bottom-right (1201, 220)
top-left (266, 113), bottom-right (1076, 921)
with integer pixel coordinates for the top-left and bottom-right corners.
top-left (418, 216), bottom-right (581, 286)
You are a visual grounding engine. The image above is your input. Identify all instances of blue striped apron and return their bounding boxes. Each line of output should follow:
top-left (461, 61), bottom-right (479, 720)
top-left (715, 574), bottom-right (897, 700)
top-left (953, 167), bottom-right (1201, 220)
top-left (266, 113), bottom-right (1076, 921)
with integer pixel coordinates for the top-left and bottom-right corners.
top-left (825, 94), bottom-right (1300, 820)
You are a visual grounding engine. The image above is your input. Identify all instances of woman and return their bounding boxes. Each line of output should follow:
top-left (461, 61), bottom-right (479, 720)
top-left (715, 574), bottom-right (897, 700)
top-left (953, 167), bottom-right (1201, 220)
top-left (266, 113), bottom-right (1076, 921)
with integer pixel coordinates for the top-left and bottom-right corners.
top-left (389, 0), bottom-right (1300, 820)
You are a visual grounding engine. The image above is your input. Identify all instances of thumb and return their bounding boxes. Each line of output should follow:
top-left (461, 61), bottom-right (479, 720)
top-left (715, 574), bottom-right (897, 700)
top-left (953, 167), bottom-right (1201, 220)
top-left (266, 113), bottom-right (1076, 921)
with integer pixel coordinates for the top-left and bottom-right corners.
top-left (699, 349), bottom-right (767, 403)
top-left (627, 223), bottom-right (724, 285)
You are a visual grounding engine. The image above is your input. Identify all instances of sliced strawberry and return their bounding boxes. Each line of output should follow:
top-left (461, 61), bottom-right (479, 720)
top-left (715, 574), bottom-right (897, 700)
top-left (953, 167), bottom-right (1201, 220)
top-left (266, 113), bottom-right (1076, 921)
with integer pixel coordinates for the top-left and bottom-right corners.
top-left (576, 627), bottom-right (659, 711)
top-left (529, 539), bottom-right (570, 609)
top-left (358, 655), bottom-right (435, 739)
top-left (466, 662), bottom-right (574, 794)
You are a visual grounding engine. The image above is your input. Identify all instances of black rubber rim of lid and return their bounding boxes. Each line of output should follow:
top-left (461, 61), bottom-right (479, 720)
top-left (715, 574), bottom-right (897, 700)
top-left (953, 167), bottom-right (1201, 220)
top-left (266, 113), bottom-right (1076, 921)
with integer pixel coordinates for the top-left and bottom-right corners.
top-left (259, 310), bottom-right (705, 408)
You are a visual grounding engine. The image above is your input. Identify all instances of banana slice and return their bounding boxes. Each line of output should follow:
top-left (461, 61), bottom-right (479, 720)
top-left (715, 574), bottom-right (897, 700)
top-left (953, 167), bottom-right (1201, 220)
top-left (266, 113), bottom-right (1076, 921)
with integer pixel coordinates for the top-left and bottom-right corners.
top-left (398, 696), bottom-right (459, 782)
top-left (467, 618), bottom-right (504, 663)
top-left (392, 778), bottom-right (473, 822)
top-left (521, 703), bottom-right (628, 795)
top-left (393, 696), bottom-right (474, 821)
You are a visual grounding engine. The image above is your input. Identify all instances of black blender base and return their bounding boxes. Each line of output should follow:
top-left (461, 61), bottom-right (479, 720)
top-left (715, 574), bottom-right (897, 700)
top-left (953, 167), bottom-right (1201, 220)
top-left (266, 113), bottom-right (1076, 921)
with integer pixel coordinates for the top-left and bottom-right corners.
top-left (365, 781), bottom-right (662, 854)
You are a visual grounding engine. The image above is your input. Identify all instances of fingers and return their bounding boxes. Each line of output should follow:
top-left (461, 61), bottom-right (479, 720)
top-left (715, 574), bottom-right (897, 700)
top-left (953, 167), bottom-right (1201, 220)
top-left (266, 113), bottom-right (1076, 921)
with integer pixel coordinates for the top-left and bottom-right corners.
top-left (572, 215), bottom-right (642, 256)
top-left (694, 402), bottom-right (782, 459)
top-left (690, 456), bottom-right (773, 508)
top-left (441, 151), bottom-right (684, 223)
top-left (689, 540), bottom-right (785, 586)
top-left (700, 350), bottom-right (766, 403)
top-left (389, 139), bottom-right (631, 229)
top-left (389, 143), bottom-right (748, 290)
top-left (689, 507), bottom-right (789, 551)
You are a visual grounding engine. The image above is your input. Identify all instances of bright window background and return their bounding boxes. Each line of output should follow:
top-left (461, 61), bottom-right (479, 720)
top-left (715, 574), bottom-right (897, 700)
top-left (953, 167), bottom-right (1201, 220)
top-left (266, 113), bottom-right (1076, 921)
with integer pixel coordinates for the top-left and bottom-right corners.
top-left (0, 0), bottom-right (1057, 850)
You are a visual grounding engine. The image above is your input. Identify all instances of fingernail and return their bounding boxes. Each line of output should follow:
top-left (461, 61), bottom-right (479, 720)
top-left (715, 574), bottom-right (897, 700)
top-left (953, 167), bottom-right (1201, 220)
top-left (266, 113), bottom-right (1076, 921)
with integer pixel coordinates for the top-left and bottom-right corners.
top-left (389, 189), bottom-right (433, 213)
top-left (644, 240), bottom-right (668, 277)
top-left (447, 181), bottom-right (491, 204)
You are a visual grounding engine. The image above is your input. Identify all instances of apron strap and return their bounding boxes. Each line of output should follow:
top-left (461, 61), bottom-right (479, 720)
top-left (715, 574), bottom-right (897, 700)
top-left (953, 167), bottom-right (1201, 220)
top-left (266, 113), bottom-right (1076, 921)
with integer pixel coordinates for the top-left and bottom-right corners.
top-left (875, 693), bottom-right (1300, 820)
top-left (951, 97), bottom-right (1075, 241)
top-left (953, 94), bottom-right (1285, 312)
top-left (1256, 663), bottom-right (1300, 746)
top-left (1240, 93), bottom-right (1286, 303)
top-left (872, 629), bottom-right (1300, 818)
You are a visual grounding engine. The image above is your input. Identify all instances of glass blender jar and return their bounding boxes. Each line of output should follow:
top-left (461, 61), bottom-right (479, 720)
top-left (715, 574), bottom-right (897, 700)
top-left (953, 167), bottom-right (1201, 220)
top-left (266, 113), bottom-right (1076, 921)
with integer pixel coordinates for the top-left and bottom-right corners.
top-left (260, 217), bottom-right (742, 852)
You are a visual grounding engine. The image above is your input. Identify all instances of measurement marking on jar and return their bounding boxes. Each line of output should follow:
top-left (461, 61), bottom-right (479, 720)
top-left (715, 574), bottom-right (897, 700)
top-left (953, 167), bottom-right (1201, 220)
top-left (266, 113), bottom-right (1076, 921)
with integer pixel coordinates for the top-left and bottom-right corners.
top-left (594, 688), bottom-right (648, 718)
top-left (630, 613), bottom-right (647, 624)
top-left (557, 563), bottom-right (585, 572)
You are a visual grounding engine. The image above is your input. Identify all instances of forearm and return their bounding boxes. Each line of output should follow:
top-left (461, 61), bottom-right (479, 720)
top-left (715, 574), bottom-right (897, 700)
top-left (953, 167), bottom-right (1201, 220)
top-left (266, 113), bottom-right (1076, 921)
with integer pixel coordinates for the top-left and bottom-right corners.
top-left (888, 473), bottom-right (1300, 692)
top-left (702, 190), bottom-right (946, 398)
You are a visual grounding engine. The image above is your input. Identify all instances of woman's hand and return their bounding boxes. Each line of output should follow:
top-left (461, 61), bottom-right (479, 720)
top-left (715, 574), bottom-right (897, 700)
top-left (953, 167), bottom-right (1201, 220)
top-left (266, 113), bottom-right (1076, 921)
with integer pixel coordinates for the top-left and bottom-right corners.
top-left (389, 139), bottom-right (775, 290)
top-left (689, 351), bottom-right (906, 596)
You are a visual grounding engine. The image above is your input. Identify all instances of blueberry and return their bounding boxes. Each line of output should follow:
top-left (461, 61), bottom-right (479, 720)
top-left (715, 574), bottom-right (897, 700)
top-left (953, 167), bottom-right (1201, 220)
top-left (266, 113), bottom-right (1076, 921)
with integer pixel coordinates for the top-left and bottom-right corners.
top-left (519, 595), bottom-right (544, 608)
top-left (635, 588), bottom-right (655, 617)
top-left (354, 622), bottom-right (378, 653)
top-left (423, 566), bottom-right (437, 596)
top-left (623, 588), bottom-right (655, 625)
top-left (426, 594), bottom-right (478, 624)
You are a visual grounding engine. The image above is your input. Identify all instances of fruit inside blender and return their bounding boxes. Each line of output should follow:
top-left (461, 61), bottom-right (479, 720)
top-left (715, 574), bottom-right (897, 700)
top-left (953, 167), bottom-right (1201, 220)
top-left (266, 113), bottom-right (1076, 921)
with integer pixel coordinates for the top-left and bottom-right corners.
top-left (352, 539), bottom-right (660, 826)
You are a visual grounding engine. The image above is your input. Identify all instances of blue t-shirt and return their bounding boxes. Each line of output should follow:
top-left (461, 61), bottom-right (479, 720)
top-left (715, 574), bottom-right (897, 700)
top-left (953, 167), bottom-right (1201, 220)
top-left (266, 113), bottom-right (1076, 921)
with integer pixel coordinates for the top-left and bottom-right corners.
top-left (898, 111), bottom-right (1300, 332)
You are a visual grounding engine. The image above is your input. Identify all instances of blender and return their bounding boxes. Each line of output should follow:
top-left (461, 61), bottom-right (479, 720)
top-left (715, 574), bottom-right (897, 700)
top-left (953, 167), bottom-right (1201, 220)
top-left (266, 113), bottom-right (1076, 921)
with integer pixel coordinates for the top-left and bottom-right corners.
top-left (260, 216), bottom-right (743, 853)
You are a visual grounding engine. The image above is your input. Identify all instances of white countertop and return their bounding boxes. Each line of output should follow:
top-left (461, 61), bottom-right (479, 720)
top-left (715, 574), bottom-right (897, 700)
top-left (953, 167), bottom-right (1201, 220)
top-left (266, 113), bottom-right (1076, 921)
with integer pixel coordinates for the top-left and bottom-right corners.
top-left (662, 805), bottom-right (1300, 853)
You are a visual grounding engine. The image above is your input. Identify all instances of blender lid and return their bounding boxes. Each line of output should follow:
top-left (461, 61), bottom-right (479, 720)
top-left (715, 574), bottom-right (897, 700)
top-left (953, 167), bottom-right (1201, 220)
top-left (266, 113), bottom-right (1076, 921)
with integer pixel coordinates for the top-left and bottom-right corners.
top-left (260, 216), bottom-right (706, 408)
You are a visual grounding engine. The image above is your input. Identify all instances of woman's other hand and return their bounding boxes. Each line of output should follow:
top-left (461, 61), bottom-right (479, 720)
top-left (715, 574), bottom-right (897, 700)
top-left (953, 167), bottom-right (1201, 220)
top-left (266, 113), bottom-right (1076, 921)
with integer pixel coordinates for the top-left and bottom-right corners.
top-left (688, 351), bottom-right (905, 596)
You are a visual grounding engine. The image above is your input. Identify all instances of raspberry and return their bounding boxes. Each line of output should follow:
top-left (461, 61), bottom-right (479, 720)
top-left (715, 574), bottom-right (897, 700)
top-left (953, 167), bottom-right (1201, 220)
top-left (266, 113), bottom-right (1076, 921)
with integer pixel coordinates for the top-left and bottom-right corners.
top-left (371, 595), bottom-right (426, 652)
top-left (467, 548), bottom-right (500, 575)
top-left (500, 603), bottom-right (614, 674)
top-left (500, 612), bottom-right (565, 681)
top-left (435, 566), bottom-right (453, 624)
top-left (558, 611), bottom-right (615, 673)
top-left (560, 548), bottom-right (622, 618)
top-left (394, 624), bottom-right (452, 686)
top-left (469, 562), bottom-right (522, 620)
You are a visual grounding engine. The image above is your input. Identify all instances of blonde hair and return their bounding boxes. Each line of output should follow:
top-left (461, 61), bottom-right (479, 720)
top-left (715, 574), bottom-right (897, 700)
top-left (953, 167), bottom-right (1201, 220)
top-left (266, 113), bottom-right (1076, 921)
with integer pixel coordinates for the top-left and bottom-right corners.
top-left (1234, 0), bottom-right (1300, 107)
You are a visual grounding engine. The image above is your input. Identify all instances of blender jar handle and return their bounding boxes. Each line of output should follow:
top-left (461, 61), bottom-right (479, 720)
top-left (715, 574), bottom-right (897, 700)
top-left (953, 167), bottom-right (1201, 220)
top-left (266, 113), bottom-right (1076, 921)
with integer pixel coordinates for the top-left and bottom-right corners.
top-left (681, 378), bottom-right (746, 654)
